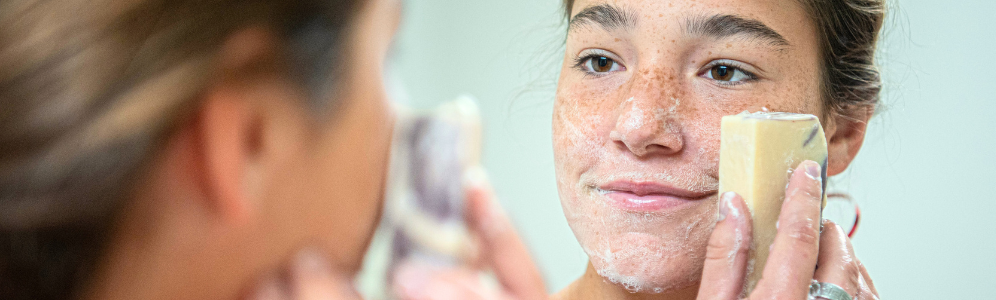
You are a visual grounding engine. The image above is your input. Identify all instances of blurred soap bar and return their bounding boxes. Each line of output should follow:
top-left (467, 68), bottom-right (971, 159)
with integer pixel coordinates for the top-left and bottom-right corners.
top-left (718, 111), bottom-right (828, 293)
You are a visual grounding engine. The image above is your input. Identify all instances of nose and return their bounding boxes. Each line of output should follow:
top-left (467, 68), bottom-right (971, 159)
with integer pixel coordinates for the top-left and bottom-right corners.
top-left (610, 96), bottom-right (684, 157)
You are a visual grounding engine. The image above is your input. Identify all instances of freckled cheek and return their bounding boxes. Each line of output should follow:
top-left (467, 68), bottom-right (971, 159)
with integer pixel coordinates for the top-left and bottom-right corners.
top-left (675, 111), bottom-right (722, 173)
top-left (554, 87), bottom-right (616, 147)
top-left (678, 93), bottom-right (724, 149)
top-left (686, 119), bottom-right (721, 156)
top-left (744, 77), bottom-right (824, 115)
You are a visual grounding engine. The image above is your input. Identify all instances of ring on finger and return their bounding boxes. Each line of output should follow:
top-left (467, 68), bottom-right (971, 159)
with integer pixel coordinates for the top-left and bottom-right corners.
top-left (808, 279), bottom-right (852, 300)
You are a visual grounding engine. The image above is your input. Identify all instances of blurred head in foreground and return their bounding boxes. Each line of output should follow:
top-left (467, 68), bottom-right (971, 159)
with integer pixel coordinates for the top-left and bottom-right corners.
top-left (0, 0), bottom-right (401, 298)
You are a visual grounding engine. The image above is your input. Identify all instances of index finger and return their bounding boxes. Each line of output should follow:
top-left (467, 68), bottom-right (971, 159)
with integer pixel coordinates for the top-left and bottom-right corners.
top-left (464, 167), bottom-right (547, 300)
top-left (697, 192), bottom-right (753, 300)
top-left (750, 161), bottom-right (823, 299)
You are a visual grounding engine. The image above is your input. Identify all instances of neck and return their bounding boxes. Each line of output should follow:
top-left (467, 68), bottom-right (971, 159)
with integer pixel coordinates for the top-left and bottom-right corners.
top-left (82, 195), bottom-right (247, 300)
top-left (554, 263), bottom-right (699, 300)
top-left (80, 132), bottom-right (363, 300)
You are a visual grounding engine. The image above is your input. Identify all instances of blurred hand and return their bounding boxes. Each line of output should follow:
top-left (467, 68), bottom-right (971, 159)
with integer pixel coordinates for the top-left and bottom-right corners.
top-left (244, 249), bottom-right (361, 300)
top-left (392, 167), bottom-right (547, 300)
top-left (697, 160), bottom-right (878, 300)
top-left (244, 167), bottom-right (547, 300)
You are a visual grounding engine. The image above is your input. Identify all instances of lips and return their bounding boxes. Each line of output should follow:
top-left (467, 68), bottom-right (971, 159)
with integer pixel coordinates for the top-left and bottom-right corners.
top-left (597, 180), bottom-right (716, 212)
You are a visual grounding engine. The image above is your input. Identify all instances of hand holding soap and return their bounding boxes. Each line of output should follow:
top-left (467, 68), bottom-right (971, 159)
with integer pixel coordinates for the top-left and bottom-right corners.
top-left (718, 111), bottom-right (828, 293)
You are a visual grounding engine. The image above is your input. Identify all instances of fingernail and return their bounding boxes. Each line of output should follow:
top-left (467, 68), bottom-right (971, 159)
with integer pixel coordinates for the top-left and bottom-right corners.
top-left (293, 248), bottom-right (332, 277)
top-left (717, 192), bottom-right (737, 222)
top-left (462, 165), bottom-right (489, 190)
top-left (805, 161), bottom-right (822, 183)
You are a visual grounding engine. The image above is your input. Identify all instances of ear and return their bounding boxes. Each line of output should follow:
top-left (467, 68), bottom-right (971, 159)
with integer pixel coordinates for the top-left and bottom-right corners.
top-left (825, 106), bottom-right (874, 176)
top-left (193, 90), bottom-right (259, 223)
top-left (189, 28), bottom-right (281, 224)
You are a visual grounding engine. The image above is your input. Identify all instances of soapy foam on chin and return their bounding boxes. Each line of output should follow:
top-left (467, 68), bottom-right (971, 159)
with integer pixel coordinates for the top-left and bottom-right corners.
top-left (588, 241), bottom-right (667, 294)
top-left (563, 178), bottom-right (717, 294)
top-left (573, 203), bottom-right (717, 294)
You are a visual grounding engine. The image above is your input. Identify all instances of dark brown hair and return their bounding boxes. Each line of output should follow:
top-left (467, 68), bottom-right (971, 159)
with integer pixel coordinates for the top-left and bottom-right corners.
top-left (0, 0), bottom-right (360, 299)
top-left (561, 0), bottom-right (886, 118)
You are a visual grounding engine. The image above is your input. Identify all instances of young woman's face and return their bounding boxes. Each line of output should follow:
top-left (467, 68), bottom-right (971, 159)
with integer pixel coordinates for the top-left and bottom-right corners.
top-left (553, 0), bottom-right (823, 293)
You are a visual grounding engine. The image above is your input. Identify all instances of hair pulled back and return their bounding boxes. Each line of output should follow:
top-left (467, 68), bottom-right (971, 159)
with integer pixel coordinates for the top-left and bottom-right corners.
top-left (0, 0), bottom-right (359, 299)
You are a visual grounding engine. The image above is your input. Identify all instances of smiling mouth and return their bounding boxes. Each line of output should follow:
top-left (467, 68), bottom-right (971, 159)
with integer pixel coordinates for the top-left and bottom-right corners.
top-left (596, 181), bottom-right (717, 212)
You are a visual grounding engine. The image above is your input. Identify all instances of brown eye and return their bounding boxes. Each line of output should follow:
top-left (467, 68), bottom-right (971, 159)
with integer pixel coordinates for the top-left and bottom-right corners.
top-left (705, 64), bottom-right (753, 83)
top-left (577, 52), bottom-right (624, 74)
top-left (591, 56), bottom-right (615, 73)
top-left (711, 65), bottom-right (733, 81)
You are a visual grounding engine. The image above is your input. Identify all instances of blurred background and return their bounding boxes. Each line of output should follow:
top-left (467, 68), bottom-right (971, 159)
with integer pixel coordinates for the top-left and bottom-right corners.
top-left (387, 0), bottom-right (996, 298)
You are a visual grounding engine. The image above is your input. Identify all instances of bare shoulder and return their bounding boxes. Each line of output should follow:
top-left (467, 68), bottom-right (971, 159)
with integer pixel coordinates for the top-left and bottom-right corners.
top-left (549, 279), bottom-right (582, 300)
top-left (549, 289), bottom-right (569, 300)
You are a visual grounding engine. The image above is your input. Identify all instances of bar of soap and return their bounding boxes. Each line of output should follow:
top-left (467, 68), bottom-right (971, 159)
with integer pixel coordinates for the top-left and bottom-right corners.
top-left (718, 111), bottom-right (828, 293)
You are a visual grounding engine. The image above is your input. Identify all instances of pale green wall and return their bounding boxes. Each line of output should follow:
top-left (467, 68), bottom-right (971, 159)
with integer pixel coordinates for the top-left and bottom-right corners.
top-left (388, 0), bottom-right (996, 298)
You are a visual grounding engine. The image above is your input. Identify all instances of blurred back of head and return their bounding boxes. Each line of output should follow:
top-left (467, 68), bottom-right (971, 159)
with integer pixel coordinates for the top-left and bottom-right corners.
top-left (0, 0), bottom-right (358, 298)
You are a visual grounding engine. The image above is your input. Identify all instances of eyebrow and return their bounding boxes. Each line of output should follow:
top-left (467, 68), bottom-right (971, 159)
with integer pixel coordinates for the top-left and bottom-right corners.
top-left (568, 4), bottom-right (637, 33)
top-left (685, 14), bottom-right (790, 47)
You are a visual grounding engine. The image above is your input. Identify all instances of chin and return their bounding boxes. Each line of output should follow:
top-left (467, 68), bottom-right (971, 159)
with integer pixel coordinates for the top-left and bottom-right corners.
top-left (584, 231), bottom-right (706, 294)
top-left (563, 189), bottom-right (717, 294)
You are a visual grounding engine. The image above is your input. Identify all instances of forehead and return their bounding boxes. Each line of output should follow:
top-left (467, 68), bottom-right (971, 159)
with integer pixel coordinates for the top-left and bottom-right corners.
top-left (569, 0), bottom-right (817, 50)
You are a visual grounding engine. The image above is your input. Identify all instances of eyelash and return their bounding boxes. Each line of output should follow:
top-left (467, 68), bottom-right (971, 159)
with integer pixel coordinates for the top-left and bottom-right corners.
top-left (701, 60), bottom-right (759, 86)
top-left (572, 50), bottom-right (623, 77)
top-left (570, 51), bottom-right (760, 86)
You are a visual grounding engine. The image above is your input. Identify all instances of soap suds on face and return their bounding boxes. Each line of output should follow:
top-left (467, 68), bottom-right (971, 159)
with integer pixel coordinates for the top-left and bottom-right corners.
top-left (567, 171), bottom-right (717, 293)
top-left (624, 105), bottom-right (646, 133)
top-left (553, 75), bottom-right (723, 295)
top-left (580, 212), bottom-right (715, 294)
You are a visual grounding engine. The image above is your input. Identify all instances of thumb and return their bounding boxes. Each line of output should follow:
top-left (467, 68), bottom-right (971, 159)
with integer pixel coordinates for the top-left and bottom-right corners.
top-left (697, 192), bottom-right (753, 300)
top-left (464, 166), bottom-right (547, 300)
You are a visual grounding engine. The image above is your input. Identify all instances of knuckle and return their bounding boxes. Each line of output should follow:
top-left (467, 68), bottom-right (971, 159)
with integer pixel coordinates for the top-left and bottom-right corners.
top-left (705, 237), bottom-right (749, 262)
top-left (844, 261), bottom-right (861, 279)
top-left (788, 178), bottom-right (822, 202)
top-left (781, 218), bottom-right (820, 246)
top-left (844, 261), bottom-right (862, 290)
top-left (704, 237), bottom-right (732, 260)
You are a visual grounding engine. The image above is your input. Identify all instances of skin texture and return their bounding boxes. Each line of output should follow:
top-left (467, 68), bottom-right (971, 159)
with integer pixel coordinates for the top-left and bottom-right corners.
top-left (552, 0), bottom-right (874, 299)
top-left (83, 0), bottom-right (401, 298)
